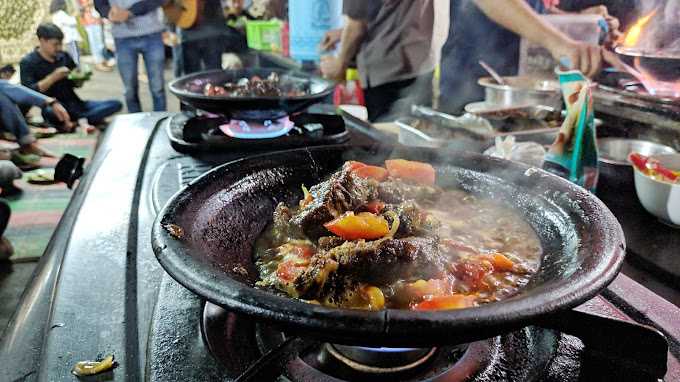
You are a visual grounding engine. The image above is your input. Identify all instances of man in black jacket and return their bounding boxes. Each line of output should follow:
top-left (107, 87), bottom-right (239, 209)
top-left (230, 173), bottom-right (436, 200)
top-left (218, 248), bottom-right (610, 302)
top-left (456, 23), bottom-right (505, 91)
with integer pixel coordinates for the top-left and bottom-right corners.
top-left (20, 23), bottom-right (122, 131)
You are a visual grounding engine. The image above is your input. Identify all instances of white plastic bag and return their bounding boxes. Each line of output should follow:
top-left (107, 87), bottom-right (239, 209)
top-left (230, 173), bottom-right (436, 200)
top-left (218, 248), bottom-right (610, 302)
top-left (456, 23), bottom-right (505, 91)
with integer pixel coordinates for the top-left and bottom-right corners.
top-left (484, 136), bottom-right (546, 168)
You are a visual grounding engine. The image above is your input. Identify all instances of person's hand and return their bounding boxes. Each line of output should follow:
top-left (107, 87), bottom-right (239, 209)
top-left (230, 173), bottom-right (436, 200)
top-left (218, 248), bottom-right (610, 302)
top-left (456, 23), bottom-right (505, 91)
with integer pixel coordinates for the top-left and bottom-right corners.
top-left (580, 5), bottom-right (622, 44)
top-left (50, 100), bottom-right (72, 124)
top-left (320, 55), bottom-right (346, 82)
top-left (51, 66), bottom-right (71, 81)
top-left (109, 6), bottom-right (131, 22)
top-left (319, 28), bottom-right (342, 52)
top-left (549, 38), bottom-right (602, 78)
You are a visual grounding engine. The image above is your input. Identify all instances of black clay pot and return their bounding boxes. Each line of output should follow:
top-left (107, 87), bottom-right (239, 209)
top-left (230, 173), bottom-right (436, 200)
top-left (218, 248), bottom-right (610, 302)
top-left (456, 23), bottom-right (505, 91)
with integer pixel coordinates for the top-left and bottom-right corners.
top-left (152, 145), bottom-right (625, 347)
top-left (168, 68), bottom-right (334, 118)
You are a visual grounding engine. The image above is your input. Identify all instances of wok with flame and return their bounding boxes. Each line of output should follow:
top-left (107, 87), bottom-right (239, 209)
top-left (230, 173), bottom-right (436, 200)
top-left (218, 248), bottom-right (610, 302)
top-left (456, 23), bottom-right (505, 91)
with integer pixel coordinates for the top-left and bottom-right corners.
top-left (613, 7), bottom-right (680, 98)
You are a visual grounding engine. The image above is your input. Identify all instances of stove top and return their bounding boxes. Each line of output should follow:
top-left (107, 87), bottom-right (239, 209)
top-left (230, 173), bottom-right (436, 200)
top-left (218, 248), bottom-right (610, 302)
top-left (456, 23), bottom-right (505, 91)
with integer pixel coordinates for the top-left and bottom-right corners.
top-left (1, 112), bottom-right (679, 382)
top-left (593, 70), bottom-right (680, 130)
top-left (168, 105), bottom-right (362, 154)
top-left (147, 272), bottom-right (679, 382)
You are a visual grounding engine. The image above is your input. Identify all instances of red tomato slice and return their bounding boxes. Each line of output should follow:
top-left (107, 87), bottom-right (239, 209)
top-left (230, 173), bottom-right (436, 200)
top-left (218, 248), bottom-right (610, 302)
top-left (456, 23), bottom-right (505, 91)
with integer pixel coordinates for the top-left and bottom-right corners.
top-left (353, 165), bottom-right (389, 181)
top-left (346, 161), bottom-right (367, 171)
top-left (385, 159), bottom-right (436, 185)
top-left (324, 212), bottom-right (389, 240)
top-left (628, 153), bottom-right (649, 174)
top-left (483, 253), bottom-right (515, 272)
top-left (276, 260), bottom-right (307, 283)
top-left (412, 294), bottom-right (476, 311)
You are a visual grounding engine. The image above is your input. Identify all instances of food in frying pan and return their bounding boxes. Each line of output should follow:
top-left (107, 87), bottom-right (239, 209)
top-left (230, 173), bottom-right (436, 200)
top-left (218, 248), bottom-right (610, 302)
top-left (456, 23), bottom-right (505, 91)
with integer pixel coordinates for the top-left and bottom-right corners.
top-left (254, 159), bottom-right (541, 311)
top-left (203, 72), bottom-right (307, 97)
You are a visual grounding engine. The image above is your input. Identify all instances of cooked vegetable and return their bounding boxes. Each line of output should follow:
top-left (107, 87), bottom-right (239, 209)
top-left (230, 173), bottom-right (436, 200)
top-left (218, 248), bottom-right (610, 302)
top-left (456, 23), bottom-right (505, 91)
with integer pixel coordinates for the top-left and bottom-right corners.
top-left (412, 294), bottom-right (476, 311)
top-left (385, 159), bottom-right (436, 185)
top-left (364, 200), bottom-right (385, 214)
top-left (484, 253), bottom-right (515, 272)
top-left (324, 212), bottom-right (390, 240)
top-left (255, 160), bottom-right (540, 311)
top-left (354, 165), bottom-right (389, 181)
top-left (72, 355), bottom-right (116, 377)
top-left (361, 285), bottom-right (385, 310)
top-left (629, 152), bottom-right (680, 183)
top-left (300, 184), bottom-right (313, 208)
top-left (346, 160), bottom-right (368, 171)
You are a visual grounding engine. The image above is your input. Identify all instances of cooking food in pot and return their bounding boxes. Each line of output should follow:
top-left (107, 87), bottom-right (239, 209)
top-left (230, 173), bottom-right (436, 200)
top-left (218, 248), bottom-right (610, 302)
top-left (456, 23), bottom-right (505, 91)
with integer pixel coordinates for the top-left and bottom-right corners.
top-left (629, 152), bottom-right (680, 184)
top-left (203, 72), bottom-right (307, 97)
top-left (254, 159), bottom-right (541, 311)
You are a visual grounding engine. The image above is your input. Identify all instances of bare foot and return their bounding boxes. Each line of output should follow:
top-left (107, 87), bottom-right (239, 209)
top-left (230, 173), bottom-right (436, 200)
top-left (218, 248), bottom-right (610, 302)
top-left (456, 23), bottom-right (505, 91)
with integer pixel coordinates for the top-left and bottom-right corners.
top-left (19, 142), bottom-right (56, 158)
top-left (0, 236), bottom-right (13, 261)
top-left (0, 149), bottom-right (11, 161)
top-left (78, 118), bottom-right (96, 133)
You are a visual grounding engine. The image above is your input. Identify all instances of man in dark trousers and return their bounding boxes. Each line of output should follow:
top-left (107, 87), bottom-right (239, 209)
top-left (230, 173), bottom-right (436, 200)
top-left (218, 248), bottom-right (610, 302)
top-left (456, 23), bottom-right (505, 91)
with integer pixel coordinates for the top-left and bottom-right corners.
top-left (20, 23), bottom-right (122, 131)
top-left (320, 0), bottom-right (436, 122)
top-left (175, 0), bottom-right (245, 75)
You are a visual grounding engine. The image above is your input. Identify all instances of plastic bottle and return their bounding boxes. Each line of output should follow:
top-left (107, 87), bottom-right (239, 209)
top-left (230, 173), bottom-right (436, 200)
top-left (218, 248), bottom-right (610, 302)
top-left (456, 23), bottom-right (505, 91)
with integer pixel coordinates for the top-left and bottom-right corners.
top-left (333, 68), bottom-right (365, 106)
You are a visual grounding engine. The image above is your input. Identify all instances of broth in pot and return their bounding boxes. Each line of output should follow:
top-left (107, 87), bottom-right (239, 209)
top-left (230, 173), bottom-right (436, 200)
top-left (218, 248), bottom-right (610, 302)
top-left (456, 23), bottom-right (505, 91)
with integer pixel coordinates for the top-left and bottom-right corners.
top-left (254, 160), bottom-right (540, 311)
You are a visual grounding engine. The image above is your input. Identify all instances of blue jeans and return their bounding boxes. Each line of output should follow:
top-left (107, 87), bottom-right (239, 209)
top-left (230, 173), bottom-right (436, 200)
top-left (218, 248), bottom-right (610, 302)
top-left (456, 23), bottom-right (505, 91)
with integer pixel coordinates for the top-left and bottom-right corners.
top-left (114, 32), bottom-right (166, 113)
top-left (85, 24), bottom-right (105, 64)
top-left (0, 92), bottom-right (33, 145)
top-left (43, 99), bottom-right (123, 127)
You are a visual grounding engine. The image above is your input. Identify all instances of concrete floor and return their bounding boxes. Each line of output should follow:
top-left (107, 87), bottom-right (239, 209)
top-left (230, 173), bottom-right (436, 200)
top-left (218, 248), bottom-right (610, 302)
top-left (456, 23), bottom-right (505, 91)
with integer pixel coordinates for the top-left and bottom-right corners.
top-left (0, 57), bottom-right (179, 340)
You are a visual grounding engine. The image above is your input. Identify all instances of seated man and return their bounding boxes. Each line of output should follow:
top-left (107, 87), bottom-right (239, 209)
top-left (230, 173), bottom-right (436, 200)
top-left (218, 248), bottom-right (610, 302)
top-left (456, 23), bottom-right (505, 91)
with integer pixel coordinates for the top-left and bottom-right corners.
top-left (20, 23), bottom-right (122, 132)
top-left (0, 80), bottom-right (67, 159)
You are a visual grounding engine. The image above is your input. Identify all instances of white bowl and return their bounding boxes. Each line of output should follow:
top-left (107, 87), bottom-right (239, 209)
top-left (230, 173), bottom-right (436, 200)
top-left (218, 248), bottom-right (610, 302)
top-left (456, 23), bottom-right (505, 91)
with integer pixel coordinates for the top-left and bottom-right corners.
top-left (632, 154), bottom-right (680, 226)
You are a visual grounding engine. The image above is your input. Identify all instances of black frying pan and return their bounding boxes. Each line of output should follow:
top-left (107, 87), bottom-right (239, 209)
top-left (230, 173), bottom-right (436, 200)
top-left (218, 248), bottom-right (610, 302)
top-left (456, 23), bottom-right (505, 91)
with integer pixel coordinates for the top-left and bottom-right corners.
top-left (151, 145), bottom-right (625, 347)
top-left (168, 68), bottom-right (335, 118)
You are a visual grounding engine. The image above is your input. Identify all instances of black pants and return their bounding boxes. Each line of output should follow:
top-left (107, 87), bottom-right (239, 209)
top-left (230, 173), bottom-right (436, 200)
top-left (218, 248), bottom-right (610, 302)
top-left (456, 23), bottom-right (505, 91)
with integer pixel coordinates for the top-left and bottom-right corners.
top-left (0, 200), bottom-right (10, 237)
top-left (363, 72), bottom-right (433, 122)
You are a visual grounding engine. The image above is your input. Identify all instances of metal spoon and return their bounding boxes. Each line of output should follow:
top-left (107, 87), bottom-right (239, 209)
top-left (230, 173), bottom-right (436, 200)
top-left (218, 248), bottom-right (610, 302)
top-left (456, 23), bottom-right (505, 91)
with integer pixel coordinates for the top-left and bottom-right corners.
top-left (479, 60), bottom-right (506, 85)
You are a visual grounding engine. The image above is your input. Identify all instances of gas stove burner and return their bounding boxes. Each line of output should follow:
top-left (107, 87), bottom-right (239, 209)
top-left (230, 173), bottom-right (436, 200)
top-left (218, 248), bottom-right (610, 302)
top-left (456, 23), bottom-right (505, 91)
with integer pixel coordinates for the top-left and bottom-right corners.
top-left (219, 116), bottom-right (295, 139)
top-left (326, 344), bottom-right (438, 374)
top-left (199, 302), bottom-right (593, 382)
top-left (166, 110), bottom-right (353, 153)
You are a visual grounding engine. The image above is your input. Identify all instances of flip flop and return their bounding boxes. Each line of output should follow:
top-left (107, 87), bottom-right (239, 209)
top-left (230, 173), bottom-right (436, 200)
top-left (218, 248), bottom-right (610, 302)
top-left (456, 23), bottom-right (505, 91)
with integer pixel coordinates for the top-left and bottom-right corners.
top-left (30, 127), bottom-right (58, 139)
top-left (10, 151), bottom-right (41, 171)
top-left (26, 169), bottom-right (56, 185)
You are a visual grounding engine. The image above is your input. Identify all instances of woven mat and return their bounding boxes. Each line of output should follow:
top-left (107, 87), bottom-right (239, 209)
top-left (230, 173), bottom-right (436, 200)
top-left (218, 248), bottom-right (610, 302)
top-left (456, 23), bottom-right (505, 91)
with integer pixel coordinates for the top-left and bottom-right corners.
top-left (3, 130), bottom-right (98, 260)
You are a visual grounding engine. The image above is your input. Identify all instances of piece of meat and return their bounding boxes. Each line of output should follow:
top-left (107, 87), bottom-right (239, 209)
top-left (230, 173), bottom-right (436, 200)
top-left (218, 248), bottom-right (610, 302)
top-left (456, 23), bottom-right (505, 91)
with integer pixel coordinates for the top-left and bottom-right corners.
top-left (270, 203), bottom-right (304, 247)
top-left (383, 200), bottom-right (441, 238)
top-left (378, 180), bottom-right (442, 204)
top-left (318, 236), bottom-right (345, 250)
top-left (290, 165), bottom-right (377, 239)
top-left (294, 236), bottom-right (444, 299)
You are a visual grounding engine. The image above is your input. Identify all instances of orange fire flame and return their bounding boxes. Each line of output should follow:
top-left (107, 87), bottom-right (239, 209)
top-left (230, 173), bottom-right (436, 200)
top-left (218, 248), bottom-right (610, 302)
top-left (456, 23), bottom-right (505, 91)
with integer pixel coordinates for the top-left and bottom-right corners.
top-left (620, 8), bottom-right (658, 47)
top-left (634, 57), bottom-right (680, 98)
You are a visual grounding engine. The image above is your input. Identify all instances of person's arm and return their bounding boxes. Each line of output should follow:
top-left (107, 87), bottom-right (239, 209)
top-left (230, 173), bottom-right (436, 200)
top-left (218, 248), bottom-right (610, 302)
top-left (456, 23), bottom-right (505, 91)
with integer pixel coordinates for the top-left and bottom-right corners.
top-left (94, 0), bottom-right (111, 19)
top-left (336, 17), bottom-right (366, 70)
top-left (127, 0), bottom-right (166, 17)
top-left (109, 0), bottom-right (165, 22)
top-left (473, 0), bottom-right (602, 77)
top-left (19, 59), bottom-right (70, 93)
top-left (319, 15), bottom-right (367, 81)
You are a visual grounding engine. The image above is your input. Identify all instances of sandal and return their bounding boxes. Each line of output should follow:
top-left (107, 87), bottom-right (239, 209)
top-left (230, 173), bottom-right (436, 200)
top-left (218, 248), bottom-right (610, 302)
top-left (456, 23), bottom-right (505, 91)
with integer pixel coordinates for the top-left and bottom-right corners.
top-left (10, 150), bottom-right (41, 171)
top-left (26, 169), bottom-right (56, 185)
top-left (30, 127), bottom-right (58, 139)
